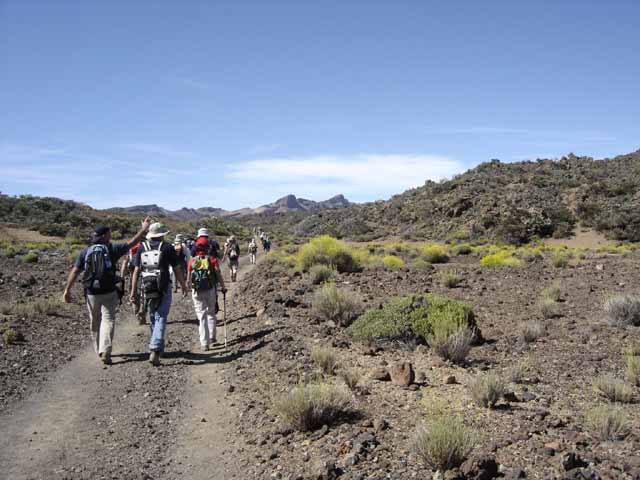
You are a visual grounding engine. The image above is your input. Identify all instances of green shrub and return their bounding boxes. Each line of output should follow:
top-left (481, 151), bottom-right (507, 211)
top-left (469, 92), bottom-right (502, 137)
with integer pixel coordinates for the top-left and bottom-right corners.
top-left (519, 320), bottom-right (545, 343)
top-left (22, 252), bottom-right (39, 263)
top-left (439, 269), bottom-right (463, 288)
top-left (422, 244), bottom-right (449, 264)
top-left (604, 295), bottom-right (640, 327)
top-left (273, 382), bottom-right (352, 431)
top-left (2, 247), bottom-right (17, 258)
top-left (586, 406), bottom-right (631, 441)
top-left (480, 250), bottom-right (521, 268)
top-left (297, 235), bottom-right (359, 273)
top-left (311, 284), bottom-right (361, 327)
top-left (624, 343), bottom-right (640, 357)
top-left (470, 373), bottom-right (506, 408)
top-left (410, 258), bottom-right (433, 271)
top-left (382, 255), bottom-right (405, 271)
top-left (3, 328), bottom-right (18, 345)
top-left (308, 264), bottom-right (336, 285)
top-left (593, 375), bottom-right (635, 403)
top-left (626, 354), bottom-right (640, 386)
top-left (552, 251), bottom-right (572, 268)
top-left (539, 296), bottom-right (560, 319)
top-left (338, 368), bottom-right (361, 390)
top-left (311, 347), bottom-right (337, 375)
top-left (347, 294), bottom-right (478, 346)
top-left (427, 327), bottom-right (474, 365)
top-left (413, 413), bottom-right (473, 471)
top-left (452, 243), bottom-right (472, 256)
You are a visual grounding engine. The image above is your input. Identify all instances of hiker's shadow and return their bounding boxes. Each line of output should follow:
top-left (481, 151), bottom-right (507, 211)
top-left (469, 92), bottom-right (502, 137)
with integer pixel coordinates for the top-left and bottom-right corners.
top-left (168, 339), bottom-right (271, 365)
top-left (111, 352), bottom-right (149, 365)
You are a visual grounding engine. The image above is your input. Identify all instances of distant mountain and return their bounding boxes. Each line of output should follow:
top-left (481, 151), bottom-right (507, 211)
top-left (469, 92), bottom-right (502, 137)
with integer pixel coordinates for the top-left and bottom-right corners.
top-left (107, 194), bottom-right (351, 221)
top-left (222, 194), bottom-right (351, 218)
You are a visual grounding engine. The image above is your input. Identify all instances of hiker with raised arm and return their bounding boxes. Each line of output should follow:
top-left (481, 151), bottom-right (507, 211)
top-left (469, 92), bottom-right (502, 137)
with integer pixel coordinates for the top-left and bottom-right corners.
top-left (222, 235), bottom-right (241, 282)
top-left (62, 217), bottom-right (151, 365)
top-left (120, 242), bottom-right (145, 324)
top-left (171, 234), bottom-right (190, 293)
top-left (130, 222), bottom-right (187, 366)
top-left (248, 238), bottom-right (258, 265)
top-left (187, 237), bottom-right (227, 351)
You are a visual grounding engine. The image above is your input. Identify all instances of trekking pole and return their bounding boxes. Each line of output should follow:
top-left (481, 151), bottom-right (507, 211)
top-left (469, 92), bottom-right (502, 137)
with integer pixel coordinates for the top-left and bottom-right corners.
top-left (223, 290), bottom-right (228, 351)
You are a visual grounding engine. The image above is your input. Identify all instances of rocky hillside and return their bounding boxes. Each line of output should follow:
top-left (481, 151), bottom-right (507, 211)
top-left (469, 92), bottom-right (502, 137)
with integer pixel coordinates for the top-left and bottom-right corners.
top-left (292, 151), bottom-right (640, 244)
top-left (105, 204), bottom-right (227, 221)
top-left (225, 194), bottom-right (351, 218)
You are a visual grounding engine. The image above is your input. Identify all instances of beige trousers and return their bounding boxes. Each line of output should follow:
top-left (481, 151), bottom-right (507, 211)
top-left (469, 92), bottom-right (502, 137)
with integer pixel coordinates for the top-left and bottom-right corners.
top-left (85, 291), bottom-right (119, 355)
top-left (191, 288), bottom-right (217, 347)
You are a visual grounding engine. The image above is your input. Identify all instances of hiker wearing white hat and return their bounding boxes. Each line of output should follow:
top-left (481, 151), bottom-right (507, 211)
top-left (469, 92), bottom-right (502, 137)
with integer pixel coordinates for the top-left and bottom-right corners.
top-left (190, 227), bottom-right (221, 259)
top-left (222, 235), bottom-right (241, 282)
top-left (130, 222), bottom-right (187, 366)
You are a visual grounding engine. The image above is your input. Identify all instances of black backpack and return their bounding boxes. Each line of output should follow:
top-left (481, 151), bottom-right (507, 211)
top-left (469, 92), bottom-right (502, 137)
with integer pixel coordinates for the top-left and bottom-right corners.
top-left (82, 244), bottom-right (116, 294)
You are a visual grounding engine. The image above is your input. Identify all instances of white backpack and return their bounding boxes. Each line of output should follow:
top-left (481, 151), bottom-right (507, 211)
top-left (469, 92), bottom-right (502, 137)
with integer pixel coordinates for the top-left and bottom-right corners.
top-left (140, 241), bottom-right (163, 298)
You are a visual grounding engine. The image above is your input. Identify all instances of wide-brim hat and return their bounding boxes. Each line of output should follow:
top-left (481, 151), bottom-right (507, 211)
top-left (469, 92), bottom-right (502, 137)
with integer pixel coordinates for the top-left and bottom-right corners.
top-left (174, 233), bottom-right (184, 243)
top-left (197, 228), bottom-right (209, 237)
top-left (147, 222), bottom-right (170, 239)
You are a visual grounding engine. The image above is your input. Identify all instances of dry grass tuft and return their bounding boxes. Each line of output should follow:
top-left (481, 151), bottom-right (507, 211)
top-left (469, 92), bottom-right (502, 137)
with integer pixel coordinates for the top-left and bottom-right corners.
top-left (311, 347), bottom-right (337, 375)
top-left (470, 373), bottom-right (506, 408)
top-left (593, 375), bottom-right (635, 403)
top-left (586, 405), bottom-right (631, 441)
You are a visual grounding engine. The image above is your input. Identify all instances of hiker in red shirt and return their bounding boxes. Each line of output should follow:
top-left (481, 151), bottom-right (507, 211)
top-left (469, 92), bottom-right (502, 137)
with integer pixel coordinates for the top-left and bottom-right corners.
top-left (187, 238), bottom-right (227, 350)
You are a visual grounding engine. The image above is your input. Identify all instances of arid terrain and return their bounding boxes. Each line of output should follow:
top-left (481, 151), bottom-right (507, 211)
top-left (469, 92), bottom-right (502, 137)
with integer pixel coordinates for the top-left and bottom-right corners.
top-left (1, 230), bottom-right (639, 479)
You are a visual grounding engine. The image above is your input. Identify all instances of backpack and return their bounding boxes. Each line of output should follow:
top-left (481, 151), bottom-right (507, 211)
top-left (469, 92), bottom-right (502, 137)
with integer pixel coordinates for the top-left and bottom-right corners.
top-left (82, 244), bottom-right (116, 294)
top-left (249, 242), bottom-right (257, 253)
top-left (191, 256), bottom-right (216, 291)
top-left (140, 241), bottom-right (163, 298)
top-left (229, 242), bottom-right (239, 259)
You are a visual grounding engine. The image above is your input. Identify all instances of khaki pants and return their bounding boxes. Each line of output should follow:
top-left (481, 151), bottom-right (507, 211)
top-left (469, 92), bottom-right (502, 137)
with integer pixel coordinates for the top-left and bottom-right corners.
top-left (191, 288), bottom-right (217, 347)
top-left (86, 291), bottom-right (119, 355)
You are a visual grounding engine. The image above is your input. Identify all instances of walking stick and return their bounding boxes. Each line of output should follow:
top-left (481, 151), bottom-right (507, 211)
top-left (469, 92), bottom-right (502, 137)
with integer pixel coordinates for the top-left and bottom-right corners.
top-left (223, 290), bottom-right (228, 351)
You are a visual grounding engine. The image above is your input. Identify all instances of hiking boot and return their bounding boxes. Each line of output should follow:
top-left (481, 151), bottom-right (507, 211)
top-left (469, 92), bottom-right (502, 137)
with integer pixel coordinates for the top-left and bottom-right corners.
top-left (200, 344), bottom-right (209, 352)
top-left (149, 351), bottom-right (160, 366)
top-left (102, 350), bottom-right (112, 365)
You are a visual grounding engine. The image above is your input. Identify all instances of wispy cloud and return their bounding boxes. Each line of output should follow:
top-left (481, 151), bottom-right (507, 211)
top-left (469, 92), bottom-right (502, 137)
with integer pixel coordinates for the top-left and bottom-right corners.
top-left (122, 143), bottom-right (198, 158)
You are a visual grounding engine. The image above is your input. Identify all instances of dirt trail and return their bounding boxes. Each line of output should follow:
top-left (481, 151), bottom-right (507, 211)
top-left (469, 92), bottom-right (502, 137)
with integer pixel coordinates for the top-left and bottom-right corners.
top-left (0, 256), bottom-right (256, 480)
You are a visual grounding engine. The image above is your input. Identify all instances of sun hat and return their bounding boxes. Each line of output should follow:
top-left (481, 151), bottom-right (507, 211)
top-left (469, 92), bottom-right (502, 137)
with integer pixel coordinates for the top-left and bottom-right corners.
top-left (174, 233), bottom-right (184, 244)
top-left (147, 222), bottom-right (170, 240)
top-left (197, 228), bottom-right (209, 238)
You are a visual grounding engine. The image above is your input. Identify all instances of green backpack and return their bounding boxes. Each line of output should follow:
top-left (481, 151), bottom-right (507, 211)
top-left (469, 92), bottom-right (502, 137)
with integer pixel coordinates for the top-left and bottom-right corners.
top-left (191, 256), bottom-right (215, 291)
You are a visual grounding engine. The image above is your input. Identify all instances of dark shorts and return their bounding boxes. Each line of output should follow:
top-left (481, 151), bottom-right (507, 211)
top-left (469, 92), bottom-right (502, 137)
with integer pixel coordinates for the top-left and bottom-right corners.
top-left (228, 258), bottom-right (239, 268)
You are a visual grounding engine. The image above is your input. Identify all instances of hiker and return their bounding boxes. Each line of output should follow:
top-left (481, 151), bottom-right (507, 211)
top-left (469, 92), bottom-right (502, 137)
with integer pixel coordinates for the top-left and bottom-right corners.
top-left (264, 236), bottom-right (271, 253)
top-left (187, 237), bottom-right (227, 350)
top-left (190, 227), bottom-right (221, 259)
top-left (171, 234), bottom-right (190, 293)
top-left (223, 235), bottom-right (241, 282)
top-left (248, 238), bottom-right (258, 264)
top-left (130, 222), bottom-right (187, 366)
top-left (62, 217), bottom-right (152, 365)
top-left (120, 242), bottom-right (146, 324)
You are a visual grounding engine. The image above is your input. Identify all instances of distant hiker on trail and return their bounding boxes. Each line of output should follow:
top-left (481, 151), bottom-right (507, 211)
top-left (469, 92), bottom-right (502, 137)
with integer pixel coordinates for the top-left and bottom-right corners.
top-left (187, 237), bottom-right (227, 351)
top-left (248, 238), bottom-right (258, 265)
top-left (263, 235), bottom-right (271, 253)
top-left (62, 217), bottom-right (152, 365)
top-left (130, 222), bottom-right (187, 366)
top-left (170, 234), bottom-right (190, 293)
top-left (190, 227), bottom-right (220, 259)
top-left (120, 242), bottom-right (145, 324)
top-left (223, 235), bottom-right (241, 282)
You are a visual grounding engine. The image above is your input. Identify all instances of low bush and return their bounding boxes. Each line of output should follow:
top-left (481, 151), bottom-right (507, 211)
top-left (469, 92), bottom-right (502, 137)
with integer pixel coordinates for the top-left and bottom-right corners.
top-left (542, 282), bottom-right (562, 302)
top-left (3, 328), bottom-right (18, 345)
top-left (626, 354), bottom-right (640, 386)
top-left (382, 255), bottom-right (405, 271)
top-left (421, 244), bottom-right (449, 264)
top-left (427, 326), bottom-right (474, 365)
top-left (22, 252), bottom-right (39, 263)
top-left (14, 298), bottom-right (62, 317)
top-left (507, 364), bottom-right (526, 384)
top-left (593, 375), bottom-right (635, 403)
top-left (2, 247), bottom-right (17, 258)
top-left (297, 235), bottom-right (360, 273)
top-left (273, 382), bottom-right (352, 431)
top-left (552, 251), bottom-right (572, 268)
top-left (308, 264), bottom-right (336, 285)
top-left (413, 412), bottom-right (473, 471)
top-left (624, 343), bottom-right (640, 357)
top-left (410, 258), bottom-right (433, 271)
top-left (439, 269), bottom-right (463, 288)
top-left (480, 250), bottom-right (521, 268)
top-left (311, 347), bottom-right (337, 375)
top-left (469, 373), bottom-right (505, 408)
top-left (338, 368), bottom-right (361, 390)
top-left (604, 295), bottom-right (640, 327)
top-left (311, 284), bottom-right (361, 327)
top-left (585, 406), bottom-right (631, 441)
top-left (519, 320), bottom-right (545, 343)
top-left (539, 296), bottom-right (560, 319)
top-left (348, 294), bottom-right (478, 348)
top-left (452, 243), bottom-right (472, 256)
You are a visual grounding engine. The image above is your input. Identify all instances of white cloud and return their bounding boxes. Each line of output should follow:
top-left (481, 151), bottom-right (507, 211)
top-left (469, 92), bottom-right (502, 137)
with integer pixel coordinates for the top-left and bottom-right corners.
top-left (226, 154), bottom-right (463, 202)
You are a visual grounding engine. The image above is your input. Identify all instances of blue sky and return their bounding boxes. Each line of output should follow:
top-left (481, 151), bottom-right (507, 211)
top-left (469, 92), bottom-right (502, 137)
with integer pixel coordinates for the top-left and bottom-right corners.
top-left (1, 0), bottom-right (639, 210)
